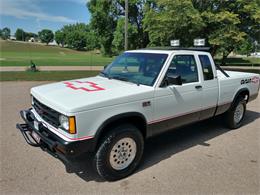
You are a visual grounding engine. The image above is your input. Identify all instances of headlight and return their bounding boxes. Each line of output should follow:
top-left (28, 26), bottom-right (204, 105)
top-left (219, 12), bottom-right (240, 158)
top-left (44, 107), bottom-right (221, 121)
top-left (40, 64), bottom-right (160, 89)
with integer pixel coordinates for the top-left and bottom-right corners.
top-left (59, 115), bottom-right (76, 134)
top-left (59, 115), bottom-right (69, 130)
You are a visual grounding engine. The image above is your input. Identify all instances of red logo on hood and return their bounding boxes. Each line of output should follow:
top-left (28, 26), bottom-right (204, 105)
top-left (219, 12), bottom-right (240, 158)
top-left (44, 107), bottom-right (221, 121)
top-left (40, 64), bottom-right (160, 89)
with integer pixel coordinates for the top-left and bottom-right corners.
top-left (64, 81), bottom-right (105, 92)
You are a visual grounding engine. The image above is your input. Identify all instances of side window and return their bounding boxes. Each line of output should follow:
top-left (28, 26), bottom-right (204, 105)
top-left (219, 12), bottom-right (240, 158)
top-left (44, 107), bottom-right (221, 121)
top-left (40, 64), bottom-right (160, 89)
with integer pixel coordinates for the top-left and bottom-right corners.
top-left (199, 55), bottom-right (214, 80)
top-left (168, 55), bottom-right (198, 84)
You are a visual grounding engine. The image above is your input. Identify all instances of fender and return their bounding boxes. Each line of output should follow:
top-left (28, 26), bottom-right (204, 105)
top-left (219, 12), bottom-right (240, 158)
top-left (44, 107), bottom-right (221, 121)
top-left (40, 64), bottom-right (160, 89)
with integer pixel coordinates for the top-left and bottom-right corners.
top-left (92, 112), bottom-right (148, 150)
top-left (231, 88), bottom-right (249, 106)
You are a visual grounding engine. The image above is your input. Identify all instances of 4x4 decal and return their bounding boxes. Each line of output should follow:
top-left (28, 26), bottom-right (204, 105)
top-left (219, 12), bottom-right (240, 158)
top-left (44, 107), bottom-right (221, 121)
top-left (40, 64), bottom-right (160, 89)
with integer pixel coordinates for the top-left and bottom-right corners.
top-left (241, 76), bottom-right (259, 85)
top-left (64, 80), bottom-right (105, 92)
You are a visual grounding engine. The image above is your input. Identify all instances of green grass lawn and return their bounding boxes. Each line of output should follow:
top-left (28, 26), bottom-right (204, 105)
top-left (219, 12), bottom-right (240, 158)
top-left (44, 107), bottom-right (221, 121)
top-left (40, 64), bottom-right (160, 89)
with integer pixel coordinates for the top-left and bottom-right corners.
top-left (0, 40), bottom-right (114, 66)
top-left (0, 71), bottom-right (100, 81)
top-left (1, 40), bottom-right (259, 67)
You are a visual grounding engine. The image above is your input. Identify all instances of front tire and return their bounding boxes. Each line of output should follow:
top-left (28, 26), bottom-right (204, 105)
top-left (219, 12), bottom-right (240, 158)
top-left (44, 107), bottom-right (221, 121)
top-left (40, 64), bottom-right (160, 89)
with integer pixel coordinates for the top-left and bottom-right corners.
top-left (94, 124), bottom-right (144, 181)
top-left (226, 96), bottom-right (246, 129)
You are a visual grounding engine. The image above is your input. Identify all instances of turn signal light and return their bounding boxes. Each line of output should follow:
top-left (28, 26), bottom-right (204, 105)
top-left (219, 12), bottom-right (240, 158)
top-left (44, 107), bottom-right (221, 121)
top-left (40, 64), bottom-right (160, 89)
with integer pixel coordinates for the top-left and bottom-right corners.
top-left (69, 116), bottom-right (76, 134)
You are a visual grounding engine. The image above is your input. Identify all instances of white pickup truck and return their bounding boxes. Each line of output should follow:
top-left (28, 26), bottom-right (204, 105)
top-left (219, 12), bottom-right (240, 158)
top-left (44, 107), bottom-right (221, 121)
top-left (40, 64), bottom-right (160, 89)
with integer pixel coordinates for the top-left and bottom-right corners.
top-left (17, 48), bottom-right (259, 181)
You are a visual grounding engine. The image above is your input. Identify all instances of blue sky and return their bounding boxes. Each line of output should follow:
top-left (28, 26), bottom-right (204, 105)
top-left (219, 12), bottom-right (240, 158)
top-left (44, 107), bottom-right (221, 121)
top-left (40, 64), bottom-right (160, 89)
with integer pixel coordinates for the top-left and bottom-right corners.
top-left (0, 0), bottom-right (91, 35)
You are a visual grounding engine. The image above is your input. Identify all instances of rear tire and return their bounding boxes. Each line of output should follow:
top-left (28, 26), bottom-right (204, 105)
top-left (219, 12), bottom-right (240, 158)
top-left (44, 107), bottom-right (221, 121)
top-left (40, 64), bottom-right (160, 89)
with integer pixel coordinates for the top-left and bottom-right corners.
top-left (226, 96), bottom-right (246, 129)
top-left (94, 124), bottom-right (144, 181)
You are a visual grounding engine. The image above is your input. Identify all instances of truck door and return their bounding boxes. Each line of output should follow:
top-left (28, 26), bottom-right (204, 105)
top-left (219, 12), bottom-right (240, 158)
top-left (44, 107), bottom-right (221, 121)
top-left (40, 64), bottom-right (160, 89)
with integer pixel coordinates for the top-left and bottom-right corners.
top-left (151, 54), bottom-right (203, 136)
top-left (197, 54), bottom-right (219, 120)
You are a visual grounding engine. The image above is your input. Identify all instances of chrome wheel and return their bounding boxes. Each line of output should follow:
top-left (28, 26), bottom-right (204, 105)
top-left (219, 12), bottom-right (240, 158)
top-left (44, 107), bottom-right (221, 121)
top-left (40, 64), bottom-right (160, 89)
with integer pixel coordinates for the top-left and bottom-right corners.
top-left (234, 103), bottom-right (244, 124)
top-left (109, 137), bottom-right (137, 170)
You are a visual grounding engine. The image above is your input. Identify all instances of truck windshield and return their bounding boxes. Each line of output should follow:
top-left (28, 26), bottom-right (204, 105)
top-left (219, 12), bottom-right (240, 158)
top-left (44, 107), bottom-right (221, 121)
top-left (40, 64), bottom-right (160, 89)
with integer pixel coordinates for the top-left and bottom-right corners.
top-left (100, 52), bottom-right (168, 86)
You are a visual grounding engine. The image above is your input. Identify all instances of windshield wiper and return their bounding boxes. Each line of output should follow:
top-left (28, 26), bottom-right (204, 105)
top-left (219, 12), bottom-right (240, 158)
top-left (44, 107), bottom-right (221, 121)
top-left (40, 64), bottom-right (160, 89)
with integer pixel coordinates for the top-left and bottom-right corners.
top-left (111, 75), bottom-right (129, 82)
top-left (99, 71), bottom-right (110, 79)
top-left (111, 76), bottom-right (140, 86)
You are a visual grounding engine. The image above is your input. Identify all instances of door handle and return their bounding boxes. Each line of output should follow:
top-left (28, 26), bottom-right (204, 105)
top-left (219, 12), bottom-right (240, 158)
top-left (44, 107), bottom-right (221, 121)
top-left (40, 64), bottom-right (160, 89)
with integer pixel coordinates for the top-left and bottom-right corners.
top-left (195, 85), bottom-right (202, 89)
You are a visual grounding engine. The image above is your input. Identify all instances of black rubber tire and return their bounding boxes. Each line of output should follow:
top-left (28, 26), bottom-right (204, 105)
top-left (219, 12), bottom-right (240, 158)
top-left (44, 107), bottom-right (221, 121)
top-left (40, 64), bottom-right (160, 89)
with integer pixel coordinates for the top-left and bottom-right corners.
top-left (94, 124), bottom-right (144, 181)
top-left (226, 96), bottom-right (246, 129)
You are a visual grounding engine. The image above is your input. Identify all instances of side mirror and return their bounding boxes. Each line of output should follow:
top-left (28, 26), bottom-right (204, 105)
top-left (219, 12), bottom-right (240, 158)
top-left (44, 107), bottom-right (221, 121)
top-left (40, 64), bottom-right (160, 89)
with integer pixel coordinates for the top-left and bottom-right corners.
top-left (165, 74), bottom-right (182, 86)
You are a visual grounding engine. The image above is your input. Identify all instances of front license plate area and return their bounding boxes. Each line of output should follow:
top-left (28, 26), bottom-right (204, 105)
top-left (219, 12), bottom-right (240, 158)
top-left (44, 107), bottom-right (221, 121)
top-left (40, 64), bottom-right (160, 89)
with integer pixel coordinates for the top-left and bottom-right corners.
top-left (31, 131), bottom-right (41, 143)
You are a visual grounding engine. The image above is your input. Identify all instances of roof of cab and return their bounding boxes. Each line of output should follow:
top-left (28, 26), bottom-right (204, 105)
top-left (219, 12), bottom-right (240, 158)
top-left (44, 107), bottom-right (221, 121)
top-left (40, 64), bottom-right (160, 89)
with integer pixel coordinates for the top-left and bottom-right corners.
top-left (126, 47), bottom-right (211, 55)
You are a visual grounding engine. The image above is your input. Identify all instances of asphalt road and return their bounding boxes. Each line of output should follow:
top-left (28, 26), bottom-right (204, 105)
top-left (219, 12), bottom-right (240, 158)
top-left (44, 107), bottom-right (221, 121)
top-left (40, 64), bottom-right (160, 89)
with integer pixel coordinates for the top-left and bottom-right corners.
top-left (1, 81), bottom-right (259, 194)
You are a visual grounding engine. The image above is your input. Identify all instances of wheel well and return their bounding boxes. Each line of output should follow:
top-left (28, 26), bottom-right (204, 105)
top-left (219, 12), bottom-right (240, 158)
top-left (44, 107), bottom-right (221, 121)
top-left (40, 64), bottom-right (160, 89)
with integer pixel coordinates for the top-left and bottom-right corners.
top-left (234, 89), bottom-right (249, 103)
top-left (94, 114), bottom-right (147, 150)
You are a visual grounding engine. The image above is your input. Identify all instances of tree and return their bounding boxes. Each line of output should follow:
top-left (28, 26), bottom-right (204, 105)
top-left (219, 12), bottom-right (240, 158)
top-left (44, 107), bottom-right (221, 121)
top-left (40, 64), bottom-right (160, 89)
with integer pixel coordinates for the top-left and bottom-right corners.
top-left (15, 28), bottom-right (26, 41)
top-left (1, 27), bottom-right (11, 40)
top-left (87, 0), bottom-right (152, 55)
top-left (112, 18), bottom-right (138, 53)
top-left (55, 23), bottom-right (99, 51)
top-left (66, 30), bottom-right (87, 50)
top-left (55, 30), bottom-right (66, 47)
top-left (38, 29), bottom-right (54, 45)
top-left (85, 30), bottom-right (100, 50)
top-left (144, 0), bottom-right (260, 63)
top-left (144, 0), bottom-right (204, 47)
top-left (235, 38), bottom-right (254, 56)
top-left (59, 23), bottom-right (89, 50)
top-left (87, 0), bottom-right (117, 55)
top-left (15, 29), bottom-right (37, 41)
top-left (25, 32), bottom-right (38, 41)
top-left (193, 0), bottom-right (259, 62)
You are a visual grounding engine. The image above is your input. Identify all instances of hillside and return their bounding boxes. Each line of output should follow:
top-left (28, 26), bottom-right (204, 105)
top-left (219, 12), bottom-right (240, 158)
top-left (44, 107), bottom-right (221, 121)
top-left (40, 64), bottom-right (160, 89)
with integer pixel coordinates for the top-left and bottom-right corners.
top-left (0, 40), bottom-right (114, 66)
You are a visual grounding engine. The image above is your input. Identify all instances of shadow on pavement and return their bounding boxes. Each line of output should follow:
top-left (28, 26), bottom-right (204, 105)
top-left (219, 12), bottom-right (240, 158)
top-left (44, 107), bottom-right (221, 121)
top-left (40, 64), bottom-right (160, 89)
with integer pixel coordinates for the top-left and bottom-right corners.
top-left (60, 110), bottom-right (260, 182)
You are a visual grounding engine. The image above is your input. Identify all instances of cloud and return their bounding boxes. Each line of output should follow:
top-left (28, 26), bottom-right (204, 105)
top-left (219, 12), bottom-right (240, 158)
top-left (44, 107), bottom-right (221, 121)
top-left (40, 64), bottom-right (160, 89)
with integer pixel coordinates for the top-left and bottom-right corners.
top-left (0, 0), bottom-right (76, 23)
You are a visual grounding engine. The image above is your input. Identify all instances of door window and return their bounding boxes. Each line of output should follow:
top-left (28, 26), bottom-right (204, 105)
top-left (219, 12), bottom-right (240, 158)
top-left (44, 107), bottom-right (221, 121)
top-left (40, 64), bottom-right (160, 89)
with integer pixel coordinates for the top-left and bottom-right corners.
top-left (199, 55), bottom-right (214, 80)
top-left (167, 55), bottom-right (199, 84)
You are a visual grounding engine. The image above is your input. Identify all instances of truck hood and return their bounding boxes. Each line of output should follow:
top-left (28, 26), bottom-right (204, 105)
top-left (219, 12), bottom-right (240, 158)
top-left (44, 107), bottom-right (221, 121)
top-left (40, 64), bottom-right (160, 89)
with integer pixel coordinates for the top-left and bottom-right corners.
top-left (31, 76), bottom-right (154, 114)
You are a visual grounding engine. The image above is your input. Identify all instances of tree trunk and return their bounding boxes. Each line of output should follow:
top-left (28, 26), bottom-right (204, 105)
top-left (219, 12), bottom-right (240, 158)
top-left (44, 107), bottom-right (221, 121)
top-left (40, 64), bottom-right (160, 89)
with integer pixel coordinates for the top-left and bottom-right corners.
top-left (221, 47), bottom-right (234, 66)
top-left (221, 52), bottom-right (228, 66)
top-left (210, 45), bottom-right (218, 57)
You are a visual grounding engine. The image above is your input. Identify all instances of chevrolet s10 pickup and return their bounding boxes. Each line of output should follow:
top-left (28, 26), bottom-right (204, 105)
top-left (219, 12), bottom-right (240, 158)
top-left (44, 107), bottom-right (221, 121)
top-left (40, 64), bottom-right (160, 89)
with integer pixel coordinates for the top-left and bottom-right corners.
top-left (17, 48), bottom-right (259, 181)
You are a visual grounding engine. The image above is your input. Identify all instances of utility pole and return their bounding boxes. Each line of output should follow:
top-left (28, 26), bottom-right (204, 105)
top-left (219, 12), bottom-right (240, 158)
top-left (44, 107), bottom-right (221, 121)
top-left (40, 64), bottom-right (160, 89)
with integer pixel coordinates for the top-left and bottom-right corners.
top-left (125, 0), bottom-right (128, 51)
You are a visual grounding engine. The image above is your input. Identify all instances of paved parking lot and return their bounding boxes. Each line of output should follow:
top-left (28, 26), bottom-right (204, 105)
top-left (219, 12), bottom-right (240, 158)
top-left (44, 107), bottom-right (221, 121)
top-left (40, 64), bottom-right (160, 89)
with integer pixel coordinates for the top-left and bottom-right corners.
top-left (1, 81), bottom-right (259, 194)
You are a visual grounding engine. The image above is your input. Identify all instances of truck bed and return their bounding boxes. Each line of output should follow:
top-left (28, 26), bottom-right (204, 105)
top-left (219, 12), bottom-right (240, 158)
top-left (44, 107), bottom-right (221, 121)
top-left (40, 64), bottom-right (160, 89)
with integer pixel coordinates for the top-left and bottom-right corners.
top-left (217, 70), bottom-right (259, 106)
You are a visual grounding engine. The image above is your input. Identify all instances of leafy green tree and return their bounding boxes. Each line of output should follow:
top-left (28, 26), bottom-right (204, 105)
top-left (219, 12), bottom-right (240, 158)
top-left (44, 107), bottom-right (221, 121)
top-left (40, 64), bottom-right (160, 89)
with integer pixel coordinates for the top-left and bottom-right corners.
top-left (58, 23), bottom-right (90, 50)
top-left (112, 18), bottom-right (138, 53)
top-left (87, 0), bottom-right (117, 55)
top-left (25, 32), bottom-right (38, 41)
top-left (235, 38), bottom-right (254, 56)
top-left (66, 30), bottom-right (87, 50)
top-left (56, 23), bottom-right (100, 51)
top-left (1, 27), bottom-right (11, 40)
top-left (87, 0), bottom-right (152, 55)
top-left (15, 28), bottom-right (26, 41)
top-left (194, 0), bottom-right (259, 63)
top-left (38, 29), bottom-right (54, 45)
top-left (144, 0), bottom-right (260, 63)
top-left (85, 30), bottom-right (100, 50)
top-left (15, 29), bottom-right (37, 41)
top-left (144, 0), bottom-right (204, 47)
top-left (55, 30), bottom-right (66, 47)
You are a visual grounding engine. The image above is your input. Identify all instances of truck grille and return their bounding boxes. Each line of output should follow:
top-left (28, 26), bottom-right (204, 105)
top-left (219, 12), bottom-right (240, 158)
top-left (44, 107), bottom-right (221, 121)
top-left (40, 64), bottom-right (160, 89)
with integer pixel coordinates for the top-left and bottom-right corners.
top-left (32, 97), bottom-right (60, 128)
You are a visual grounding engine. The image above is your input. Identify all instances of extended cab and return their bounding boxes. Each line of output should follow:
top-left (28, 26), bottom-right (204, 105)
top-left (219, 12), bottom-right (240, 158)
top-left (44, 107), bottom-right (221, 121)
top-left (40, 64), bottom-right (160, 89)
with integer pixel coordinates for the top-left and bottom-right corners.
top-left (17, 48), bottom-right (260, 181)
